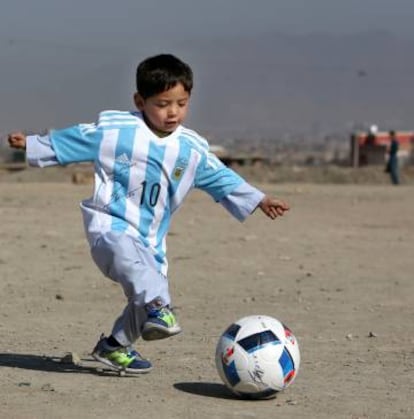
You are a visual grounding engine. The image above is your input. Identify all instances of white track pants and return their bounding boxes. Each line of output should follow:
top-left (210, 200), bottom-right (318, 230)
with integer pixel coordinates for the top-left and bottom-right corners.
top-left (91, 231), bottom-right (171, 347)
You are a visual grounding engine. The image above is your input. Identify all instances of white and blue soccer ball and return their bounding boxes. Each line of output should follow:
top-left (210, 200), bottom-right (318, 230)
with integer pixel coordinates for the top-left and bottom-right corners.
top-left (215, 315), bottom-right (300, 399)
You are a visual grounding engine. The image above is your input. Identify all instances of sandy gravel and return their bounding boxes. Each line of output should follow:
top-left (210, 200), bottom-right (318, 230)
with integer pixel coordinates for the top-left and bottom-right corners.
top-left (1, 179), bottom-right (413, 419)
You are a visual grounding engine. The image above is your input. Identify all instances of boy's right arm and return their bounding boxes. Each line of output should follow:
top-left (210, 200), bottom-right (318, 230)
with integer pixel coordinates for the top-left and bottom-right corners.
top-left (9, 132), bottom-right (60, 167)
top-left (8, 122), bottom-right (102, 167)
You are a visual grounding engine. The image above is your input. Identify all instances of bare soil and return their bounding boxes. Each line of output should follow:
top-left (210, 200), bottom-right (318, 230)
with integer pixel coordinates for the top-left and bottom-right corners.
top-left (0, 169), bottom-right (413, 419)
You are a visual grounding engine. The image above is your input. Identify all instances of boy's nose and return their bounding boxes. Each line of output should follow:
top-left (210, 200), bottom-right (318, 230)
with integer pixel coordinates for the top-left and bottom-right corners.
top-left (168, 105), bottom-right (178, 116)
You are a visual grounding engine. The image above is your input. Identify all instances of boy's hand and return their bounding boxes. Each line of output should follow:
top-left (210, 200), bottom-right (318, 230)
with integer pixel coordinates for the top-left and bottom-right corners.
top-left (258, 196), bottom-right (289, 220)
top-left (8, 132), bottom-right (27, 149)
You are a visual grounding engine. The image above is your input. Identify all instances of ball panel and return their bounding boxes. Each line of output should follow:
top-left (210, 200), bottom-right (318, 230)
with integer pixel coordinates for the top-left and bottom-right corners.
top-left (237, 330), bottom-right (280, 353)
top-left (279, 347), bottom-right (295, 382)
top-left (221, 359), bottom-right (241, 387)
top-left (222, 323), bottom-right (241, 341)
top-left (282, 324), bottom-right (301, 375)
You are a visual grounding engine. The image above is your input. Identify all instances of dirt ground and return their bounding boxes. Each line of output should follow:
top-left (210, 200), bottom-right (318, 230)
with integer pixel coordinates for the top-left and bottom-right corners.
top-left (1, 171), bottom-right (413, 419)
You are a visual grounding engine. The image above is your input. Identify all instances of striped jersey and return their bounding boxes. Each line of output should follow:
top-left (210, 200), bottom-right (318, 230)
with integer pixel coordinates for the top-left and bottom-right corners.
top-left (43, 110), bottom-right (254, 274)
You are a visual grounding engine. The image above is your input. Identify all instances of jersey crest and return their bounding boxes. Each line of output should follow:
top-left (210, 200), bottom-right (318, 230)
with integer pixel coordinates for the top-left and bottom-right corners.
top-left (172, 158), bottom-right (188, 180)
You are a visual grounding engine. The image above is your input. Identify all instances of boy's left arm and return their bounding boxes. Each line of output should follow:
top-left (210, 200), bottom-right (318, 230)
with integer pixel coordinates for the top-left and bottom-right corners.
top-left (194, 150), bottom-right (289, 221)
top-left (219, 182), bottom-right (289, 222)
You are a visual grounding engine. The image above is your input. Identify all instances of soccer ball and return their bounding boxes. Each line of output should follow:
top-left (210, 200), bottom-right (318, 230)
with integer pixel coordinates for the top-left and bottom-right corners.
top-left (215, 315), bottom-right (300, 399)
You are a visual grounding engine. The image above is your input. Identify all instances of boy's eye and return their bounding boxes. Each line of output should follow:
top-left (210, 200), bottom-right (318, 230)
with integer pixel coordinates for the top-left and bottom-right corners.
top-left (178, 101), bottom-right (187, 107)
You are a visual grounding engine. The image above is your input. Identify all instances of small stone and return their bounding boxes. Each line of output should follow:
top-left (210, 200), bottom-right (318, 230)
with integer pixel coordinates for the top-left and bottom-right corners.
top-left (346, 334), bottom-right (353, 340)
top-left (60, 352), bottom-right (81, 365)
top-left (368, 331), bottom-right (377, 338)
top-left (55, 294), bottom-right (64, 301)
top-left (72, 171), bottom-right (93, 184)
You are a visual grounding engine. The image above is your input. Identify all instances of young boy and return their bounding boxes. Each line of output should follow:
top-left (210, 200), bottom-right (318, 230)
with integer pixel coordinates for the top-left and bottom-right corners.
top-left (8, 54), bottom-right (289, 374)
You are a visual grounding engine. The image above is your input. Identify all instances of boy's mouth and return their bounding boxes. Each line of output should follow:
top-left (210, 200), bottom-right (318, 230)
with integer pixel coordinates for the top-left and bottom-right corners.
top-left (164, 121), bottom-right (179, 130)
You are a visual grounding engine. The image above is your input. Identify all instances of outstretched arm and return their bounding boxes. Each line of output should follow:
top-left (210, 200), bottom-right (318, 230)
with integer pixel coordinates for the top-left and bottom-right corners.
top-left (219, 183), bottom-right (289, 222)
top-left (8, 132), bottom-right (60, 167)
top-left (194, 145), bottom-right (289, 221)
top-left (9, 121), bottom-right (102, 167)
top-left (258, 196), bottom-right (289, 220)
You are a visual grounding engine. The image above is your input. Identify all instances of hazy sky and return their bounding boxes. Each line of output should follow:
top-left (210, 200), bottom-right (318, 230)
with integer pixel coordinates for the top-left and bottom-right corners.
top-left (1, 0), bottom-right (414, 42)
top-left (1, 0), bottom-right (414, 137)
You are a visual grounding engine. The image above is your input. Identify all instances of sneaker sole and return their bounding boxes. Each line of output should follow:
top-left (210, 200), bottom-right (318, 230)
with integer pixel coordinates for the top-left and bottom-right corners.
top-left (92, 353), bottom-right (152, 374)
top-left (141, 324), bottom-right (182, 341)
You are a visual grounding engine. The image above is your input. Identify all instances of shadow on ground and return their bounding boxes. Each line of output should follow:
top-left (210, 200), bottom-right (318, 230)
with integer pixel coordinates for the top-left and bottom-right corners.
top-left (0, 352), bottom-right (122, 376)
top-left (174, 382), bottom-right (241, 400)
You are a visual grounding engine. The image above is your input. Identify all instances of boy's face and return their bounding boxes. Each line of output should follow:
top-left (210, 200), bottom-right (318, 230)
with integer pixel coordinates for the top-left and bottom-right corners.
top-left (134, 83), bottom-right (190, 136)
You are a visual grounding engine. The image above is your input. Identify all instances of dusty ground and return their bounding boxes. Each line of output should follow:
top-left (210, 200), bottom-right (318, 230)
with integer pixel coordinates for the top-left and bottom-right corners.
top-left (0, 170), bottom-right (413, 419)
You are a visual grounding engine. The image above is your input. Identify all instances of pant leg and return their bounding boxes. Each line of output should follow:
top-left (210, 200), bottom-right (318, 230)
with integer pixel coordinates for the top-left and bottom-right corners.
top-left (91, 231), bottom-right (171, 346)
top-left (389, 159), bottom-right (400, 185)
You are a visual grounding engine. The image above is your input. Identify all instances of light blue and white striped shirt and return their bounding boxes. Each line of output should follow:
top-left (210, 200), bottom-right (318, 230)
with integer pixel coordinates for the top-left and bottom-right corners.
top-left (27, 110), bottom-right (264, 274)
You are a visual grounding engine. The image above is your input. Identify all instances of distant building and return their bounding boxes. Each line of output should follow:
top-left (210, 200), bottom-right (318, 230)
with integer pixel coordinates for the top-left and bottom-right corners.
top-left (350, 130), bottom-right (414, 167)
top-left (210, 144), bottom-right (267, 167)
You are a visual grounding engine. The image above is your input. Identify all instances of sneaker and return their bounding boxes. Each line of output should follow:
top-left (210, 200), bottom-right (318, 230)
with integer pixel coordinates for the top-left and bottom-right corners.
top-left (142, 306), bottom-right (182, 341)
top-left (91, 335), bottom-right (152, 374)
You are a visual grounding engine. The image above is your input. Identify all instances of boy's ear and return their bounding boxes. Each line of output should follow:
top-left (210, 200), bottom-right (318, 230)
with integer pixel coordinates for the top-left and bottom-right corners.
top-left (134, 92), bottom-right (145, 111)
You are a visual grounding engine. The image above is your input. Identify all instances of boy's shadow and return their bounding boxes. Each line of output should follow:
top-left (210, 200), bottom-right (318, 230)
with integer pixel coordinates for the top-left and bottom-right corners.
top-left (0, 352), bottom-right (115, 376)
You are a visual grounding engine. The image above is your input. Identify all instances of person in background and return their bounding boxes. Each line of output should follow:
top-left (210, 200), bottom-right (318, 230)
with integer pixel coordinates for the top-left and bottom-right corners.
top-left (386, 130), bottom-right (400, 185)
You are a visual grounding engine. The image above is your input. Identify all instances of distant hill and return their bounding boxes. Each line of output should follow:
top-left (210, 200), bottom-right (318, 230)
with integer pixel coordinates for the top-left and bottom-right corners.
top-left (1, 31), bottom-right (414, 142)
top-left (179, 31), bottom-right (414, 139)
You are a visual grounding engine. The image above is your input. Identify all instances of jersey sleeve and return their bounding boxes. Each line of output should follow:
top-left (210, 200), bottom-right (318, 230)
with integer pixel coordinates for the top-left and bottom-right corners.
top-left (219, 182), bottom-right (265, 222)
top-left (194, 151), bottom-right (244, 201)
top-left (26, 134), bottom-right (59, 167)
top-left (49, 123), bottom-right (103, 165)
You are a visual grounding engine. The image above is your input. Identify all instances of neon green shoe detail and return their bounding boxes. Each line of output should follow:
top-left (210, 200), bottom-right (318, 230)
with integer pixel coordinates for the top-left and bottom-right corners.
top-left (142, 306), bottom-right (182, 341)
top-left (92, 336), bottom-right (152, 373)
top-left (158, 308), bottom-right (177, 327)
top-left (104, 348), bottom-right (137, 367)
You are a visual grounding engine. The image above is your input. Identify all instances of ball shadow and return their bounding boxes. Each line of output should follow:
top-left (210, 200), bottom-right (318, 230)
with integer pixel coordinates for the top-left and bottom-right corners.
top-left (173, 382), bottom-right (240, 400)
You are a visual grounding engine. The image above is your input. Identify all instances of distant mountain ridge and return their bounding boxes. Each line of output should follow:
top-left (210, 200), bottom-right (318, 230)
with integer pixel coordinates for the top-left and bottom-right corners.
top-left (1, 31), bottom-right (413, 141)
top-left (181, 30), bottom-right (414, 139)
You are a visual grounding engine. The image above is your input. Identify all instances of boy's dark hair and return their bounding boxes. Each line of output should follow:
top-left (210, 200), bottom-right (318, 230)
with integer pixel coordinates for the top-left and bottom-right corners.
top-left (136, 54), bottom-right (193, 99)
